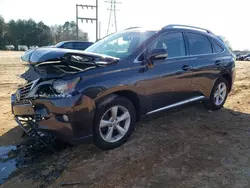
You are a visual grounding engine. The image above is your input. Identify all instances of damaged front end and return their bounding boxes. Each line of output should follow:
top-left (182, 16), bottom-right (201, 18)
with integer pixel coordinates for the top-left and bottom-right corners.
top-left (11, 48), bottom-right (119, 145)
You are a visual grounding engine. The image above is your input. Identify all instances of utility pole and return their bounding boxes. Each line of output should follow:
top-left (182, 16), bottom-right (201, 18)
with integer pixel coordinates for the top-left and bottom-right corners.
top-left (105, 0), bottom-right (121, 35)
top-left (99, 22), bottom-right (101, 39)
top-left (76, 1), bottom-right (99, 41)
top-left (96, 0), bottom-right (98, 42)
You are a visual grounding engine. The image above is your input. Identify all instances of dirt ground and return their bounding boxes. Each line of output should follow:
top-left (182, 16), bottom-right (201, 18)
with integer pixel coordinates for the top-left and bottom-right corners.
top-left (0, 51), bottom-right (250, 188)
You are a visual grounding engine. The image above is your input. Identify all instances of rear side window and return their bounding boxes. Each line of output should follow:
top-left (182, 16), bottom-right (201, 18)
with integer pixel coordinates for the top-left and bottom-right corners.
top-left (186, 33), bottom-right (213, 55)
top-left (149, 32), bottom-right (186, 58)
top-left (62, 42), bottom-right (74, 49)
top-left (73, 42), bottom-right (90, 50)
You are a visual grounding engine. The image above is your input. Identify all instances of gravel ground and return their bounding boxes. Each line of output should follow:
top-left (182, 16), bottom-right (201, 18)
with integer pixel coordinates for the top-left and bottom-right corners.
top-left (0, 51), bottom-right (250, 188)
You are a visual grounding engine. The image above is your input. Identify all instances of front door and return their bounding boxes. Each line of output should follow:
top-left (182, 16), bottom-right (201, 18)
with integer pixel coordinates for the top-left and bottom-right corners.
top-left (144, 32), bottom-right (194, 112)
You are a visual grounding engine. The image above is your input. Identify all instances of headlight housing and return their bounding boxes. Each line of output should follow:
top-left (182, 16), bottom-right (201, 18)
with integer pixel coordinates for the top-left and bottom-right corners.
top-left (53, 78), bottom-right (80, 95)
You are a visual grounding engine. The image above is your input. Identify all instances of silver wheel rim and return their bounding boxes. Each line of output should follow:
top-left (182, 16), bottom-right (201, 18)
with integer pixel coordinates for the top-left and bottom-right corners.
top-left (214, 82), bottom-right (227, 106)
top-left (99, 105), bottom-right (131, 143)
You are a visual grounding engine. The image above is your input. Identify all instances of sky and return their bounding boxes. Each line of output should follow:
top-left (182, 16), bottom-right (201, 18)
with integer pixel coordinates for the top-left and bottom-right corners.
top-left (0, 0), bottom-right (249, 50)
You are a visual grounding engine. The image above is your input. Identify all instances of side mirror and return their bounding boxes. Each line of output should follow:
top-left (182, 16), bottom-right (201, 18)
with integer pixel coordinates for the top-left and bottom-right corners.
top-left (147, 48), bottom-right (168, 60)
top-left (146, 48), bottom-right (168, 68)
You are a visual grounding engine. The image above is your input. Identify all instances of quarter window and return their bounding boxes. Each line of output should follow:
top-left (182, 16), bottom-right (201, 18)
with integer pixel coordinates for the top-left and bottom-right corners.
top-left (213, 43), bottom-right (224, 53)
top-left (186, 33), bottom-right (213, 55)
top-left (149, 32), bottom-right (186, 58)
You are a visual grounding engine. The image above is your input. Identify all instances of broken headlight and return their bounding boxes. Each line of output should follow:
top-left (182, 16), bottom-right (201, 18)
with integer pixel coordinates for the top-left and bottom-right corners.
top-left (52, 78), bottom-right (80, 95)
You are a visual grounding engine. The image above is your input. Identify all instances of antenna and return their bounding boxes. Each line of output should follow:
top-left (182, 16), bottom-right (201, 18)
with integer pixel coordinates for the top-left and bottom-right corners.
top-left (105, 0), bottom-right (121, 35)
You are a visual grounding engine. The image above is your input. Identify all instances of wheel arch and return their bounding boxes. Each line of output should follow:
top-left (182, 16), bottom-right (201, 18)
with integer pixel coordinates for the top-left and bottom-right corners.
top-left (221, 73), bottom-right (232, 92)
top-left (113, 90), bottom-right (141, 121)
top-left (207, 72), bottom-right (233, 99)
top-left (95, 90), bottom-right (141, 121)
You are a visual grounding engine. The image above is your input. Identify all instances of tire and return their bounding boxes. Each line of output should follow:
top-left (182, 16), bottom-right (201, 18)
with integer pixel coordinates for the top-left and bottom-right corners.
top-left (204, 77), bottom-right (229, 111)
top-left (93, 95), bottom-right (136, 150)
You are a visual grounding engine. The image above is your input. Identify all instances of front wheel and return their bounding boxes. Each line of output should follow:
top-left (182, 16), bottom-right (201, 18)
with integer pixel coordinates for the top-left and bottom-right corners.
top-left (204, 77), bottom-right (229, 110)
top-left (93, 95), bottom-right (136, 150)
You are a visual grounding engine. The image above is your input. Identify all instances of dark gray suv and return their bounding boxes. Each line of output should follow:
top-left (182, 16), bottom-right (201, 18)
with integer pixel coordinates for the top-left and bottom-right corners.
top-left (11, 25), bottom-right (236, 150)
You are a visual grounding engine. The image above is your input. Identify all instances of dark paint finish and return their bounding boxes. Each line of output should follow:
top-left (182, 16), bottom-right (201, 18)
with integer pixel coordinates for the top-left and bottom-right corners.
top-left (11, 26), bottom-right (236, 143)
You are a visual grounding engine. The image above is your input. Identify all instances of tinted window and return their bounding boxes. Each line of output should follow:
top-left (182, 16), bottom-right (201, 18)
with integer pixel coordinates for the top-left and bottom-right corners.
top-left (186, 33), bottom-right (212, 55)
top-left (214, 43), bottom-right (224, 53)
top-left (62, 42), bottom-right (74, 49)
top-left (149, 32), bottom-right (185, 58)
top-left (73, 42), bottom-right (91, 50)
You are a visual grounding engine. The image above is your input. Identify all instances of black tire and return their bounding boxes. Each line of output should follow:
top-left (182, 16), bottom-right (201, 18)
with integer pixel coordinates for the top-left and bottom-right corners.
top-left (93, 95), bottom-right (136, 150)
top-left (204, 77), bottom-right (229, 111)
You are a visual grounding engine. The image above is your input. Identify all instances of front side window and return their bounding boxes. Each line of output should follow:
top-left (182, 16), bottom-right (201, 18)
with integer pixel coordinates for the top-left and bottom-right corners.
top-left (149, 32), bottom-right (186, 58)
top-left (186, 33), bottom-right (213, 55)
top-left (85, 31), bottom-right (155, 59)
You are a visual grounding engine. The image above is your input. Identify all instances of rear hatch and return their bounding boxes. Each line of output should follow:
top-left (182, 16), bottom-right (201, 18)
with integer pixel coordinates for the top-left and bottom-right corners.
top-left (21, 48), bottom-right (119, 81)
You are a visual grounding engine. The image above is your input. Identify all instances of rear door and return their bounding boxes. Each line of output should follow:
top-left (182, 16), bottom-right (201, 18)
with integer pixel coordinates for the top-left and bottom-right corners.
top-left (185, 32), bottom-right (223, 97)
top-left (144, 32), bottom-right (195, 112)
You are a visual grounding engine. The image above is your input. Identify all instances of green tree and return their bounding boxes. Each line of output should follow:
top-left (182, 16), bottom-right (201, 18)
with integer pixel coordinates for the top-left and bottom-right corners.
top-left (5, 19), bottom-right (53, 47)
top-left (0, 15), bottom-right (4, 38)
top-left (0, 16), bottom-right (89, 48)
top-left (0, 15), bottom-right (5, 48)
top-left (50, 21), bottom-right (88, 43)
top-left (37, 21), bottom-right (53, 46)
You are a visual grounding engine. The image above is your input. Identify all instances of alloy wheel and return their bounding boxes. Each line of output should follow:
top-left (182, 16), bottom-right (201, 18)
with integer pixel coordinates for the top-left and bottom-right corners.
top-left (99, 105), bottom-right (131, 143)
top-left (214, 82), bottom-right (227, 106)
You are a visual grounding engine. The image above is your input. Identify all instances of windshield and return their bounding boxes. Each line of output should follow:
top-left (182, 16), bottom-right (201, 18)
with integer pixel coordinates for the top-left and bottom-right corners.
top-left (85, 30), bottom-right (155, 59)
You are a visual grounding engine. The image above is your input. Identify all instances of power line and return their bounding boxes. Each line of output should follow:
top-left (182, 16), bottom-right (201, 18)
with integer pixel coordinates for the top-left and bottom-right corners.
top-left (105, 0), bottom-right (121, 35)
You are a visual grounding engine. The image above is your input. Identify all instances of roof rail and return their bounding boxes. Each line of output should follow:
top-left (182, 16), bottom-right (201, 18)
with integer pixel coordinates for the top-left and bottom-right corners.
top-left (124, 27), bottom-right (141, 30)
top-left (162, 24), bottom-right (213, 34)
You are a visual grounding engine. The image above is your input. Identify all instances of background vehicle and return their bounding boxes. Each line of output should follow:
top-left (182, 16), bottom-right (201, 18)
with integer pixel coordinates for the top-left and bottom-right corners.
top-left (244, 56), bottom-right (250, 61)
top-left (236, 54), bottom-right (241, 60)
top-left (237, 55), bottom-right (246, 60)
top-left (29, 45), bottom-right (38, 50)
top-left (54, 41), bottom-right (93, 51)
top-left (11, 25), bottom-right (235, 150)
top-left (18, 45), bottom-right (28, 51)
top-left (5, 45), bottom-right (15, 50)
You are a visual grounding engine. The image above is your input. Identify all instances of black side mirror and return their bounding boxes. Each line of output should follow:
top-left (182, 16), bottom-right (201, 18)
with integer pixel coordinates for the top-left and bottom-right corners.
top-left (146, 48), bottom-right (168, 68)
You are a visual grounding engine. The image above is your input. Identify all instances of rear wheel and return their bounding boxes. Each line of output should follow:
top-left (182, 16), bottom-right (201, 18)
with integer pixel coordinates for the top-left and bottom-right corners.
top-left (204, 77), bottom-right (229, 110)
top-left (93, 95), bottom-right (136, 150)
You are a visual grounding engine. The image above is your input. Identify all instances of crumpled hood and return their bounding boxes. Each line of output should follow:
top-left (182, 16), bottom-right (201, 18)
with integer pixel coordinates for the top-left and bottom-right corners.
top-left (21, 47), bottom-right (119, 64)
top-left (20, 48), bottom-right (120, 82)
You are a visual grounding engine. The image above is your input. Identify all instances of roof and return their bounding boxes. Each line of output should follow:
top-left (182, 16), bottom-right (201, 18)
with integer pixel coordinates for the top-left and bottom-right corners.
top-left (125, 24), bottom-right (214, 36)
top-left (60, 40), bottom-right (93, 43)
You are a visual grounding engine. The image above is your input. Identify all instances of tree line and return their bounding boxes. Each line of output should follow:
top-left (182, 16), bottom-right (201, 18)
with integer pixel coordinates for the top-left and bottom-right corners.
top-left (0, 15), bottom-right (88, 49)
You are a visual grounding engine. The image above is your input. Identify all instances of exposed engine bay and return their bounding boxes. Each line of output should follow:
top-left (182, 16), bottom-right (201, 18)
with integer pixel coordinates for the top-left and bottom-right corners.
top-left (11, 48), bottom-right (119, 148)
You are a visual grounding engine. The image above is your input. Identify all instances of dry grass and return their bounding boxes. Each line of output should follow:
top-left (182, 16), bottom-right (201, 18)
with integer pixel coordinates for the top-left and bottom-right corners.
top-left (0, 52), bottom-right (250, 188)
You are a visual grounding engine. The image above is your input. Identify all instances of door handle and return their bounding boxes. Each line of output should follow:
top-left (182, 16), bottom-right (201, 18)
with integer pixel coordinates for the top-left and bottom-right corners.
top-left (215, 60), bottom-right (221, 65)
top-left (182, 65), bottom-right (191, 71)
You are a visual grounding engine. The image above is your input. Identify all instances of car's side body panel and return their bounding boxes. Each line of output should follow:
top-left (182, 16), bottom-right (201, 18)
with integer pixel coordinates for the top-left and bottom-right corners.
top-left (11, 26), bottom-right (236, 144)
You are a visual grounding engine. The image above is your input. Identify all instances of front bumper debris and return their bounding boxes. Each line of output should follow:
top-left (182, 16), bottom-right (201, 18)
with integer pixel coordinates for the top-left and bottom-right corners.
top-left (15, 116), bottom-right (34, 136)
top-left (14, 116), bottom-right (56, 152)
top-left (12, 102), bottom-right (34, 116)
top-left (11, 93), bottom-right (95, 144)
